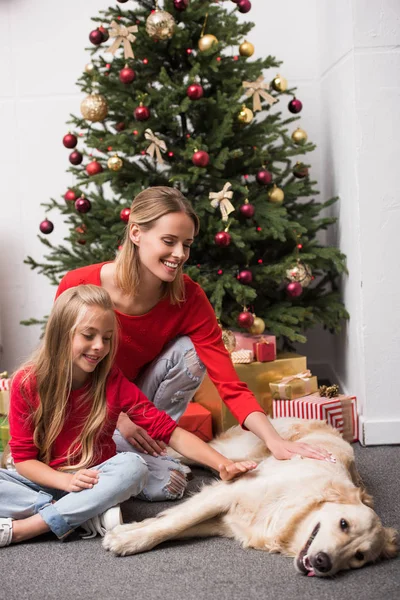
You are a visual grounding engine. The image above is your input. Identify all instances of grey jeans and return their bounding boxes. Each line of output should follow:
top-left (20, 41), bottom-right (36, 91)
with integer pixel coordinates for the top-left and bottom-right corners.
top-left (113, 336), bottom-right (206, 501)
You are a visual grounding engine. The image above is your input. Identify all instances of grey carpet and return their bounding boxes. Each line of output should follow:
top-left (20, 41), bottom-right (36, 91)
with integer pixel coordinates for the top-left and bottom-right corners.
top-left (2, 444), bottom-right (400, 600)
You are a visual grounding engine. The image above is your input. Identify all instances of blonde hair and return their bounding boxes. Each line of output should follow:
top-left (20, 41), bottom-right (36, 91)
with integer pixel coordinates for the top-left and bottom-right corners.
top-left (17, 285), bottom-right (117, 471)
top-left (115, 186), bottom-right (200, 303)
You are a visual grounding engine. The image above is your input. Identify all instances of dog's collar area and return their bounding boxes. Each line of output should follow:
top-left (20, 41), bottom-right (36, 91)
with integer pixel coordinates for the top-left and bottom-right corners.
top-left (297, 523), bottom-right (321, 577)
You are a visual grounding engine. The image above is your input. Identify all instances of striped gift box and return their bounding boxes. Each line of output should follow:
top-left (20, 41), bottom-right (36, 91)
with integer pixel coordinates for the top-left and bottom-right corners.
top-left (272, 393), bottom-right (358, 442)
top-left (0, 378), bottom-right (10, 391)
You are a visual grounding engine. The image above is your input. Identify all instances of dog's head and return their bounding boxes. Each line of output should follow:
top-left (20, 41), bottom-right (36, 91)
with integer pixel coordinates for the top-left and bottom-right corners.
top-left (294, 485), bottom-right (398, 577)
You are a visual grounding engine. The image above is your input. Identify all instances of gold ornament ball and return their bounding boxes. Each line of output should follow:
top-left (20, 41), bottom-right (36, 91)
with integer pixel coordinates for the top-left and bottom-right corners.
top-left (80, 93), bottom-right (108, 122)
top-left (249, 317), bottom-right (266, 335)
top-left (238, 106), bottom-right (253, 124)
top-left (292, 128), bottom-right (308, 144)
top-left (286, 262), bottom-right (312, 287)
top-left (198, 34), bottom-right (218, 52)
top-left (107, 154), bottom-right (123, 171)
top-left (145, 10), bottom-right (175, 40)
top-left (239, 40), bottom-right (254, 57)
top-left (221, 329), bottom-right (237, 353)
top-left (268, 185), bottom-right (285, 204)
top-left (272, 74), bottom-right (288, 92)
top-left (85, 63), bottom-right (95, 74)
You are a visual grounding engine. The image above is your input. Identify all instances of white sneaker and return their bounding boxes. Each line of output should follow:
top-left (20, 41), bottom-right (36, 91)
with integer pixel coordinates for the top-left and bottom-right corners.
top-left (0, 518), bottom-right (13, 547)
top-left (79, 505), bottom-right (122, 539)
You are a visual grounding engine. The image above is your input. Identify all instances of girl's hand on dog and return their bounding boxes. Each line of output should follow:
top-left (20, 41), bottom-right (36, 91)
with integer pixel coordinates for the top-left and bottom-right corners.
top-left (219, 460), bottom-right (258, 481)
top-left (268, 439), bottom-right (336, 463)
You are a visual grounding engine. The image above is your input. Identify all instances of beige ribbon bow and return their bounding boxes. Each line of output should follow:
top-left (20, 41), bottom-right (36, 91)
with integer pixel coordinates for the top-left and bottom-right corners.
top-left (145, 129), bottom-right (167, 164)
top-left (279, 370), bottom-right (312, 385)
top-left (107, 21), bottom-right (138, 59)
top-left (242, 76), bottom-right (277, 112)
top-left (209, 182), bottom-right (235, 222)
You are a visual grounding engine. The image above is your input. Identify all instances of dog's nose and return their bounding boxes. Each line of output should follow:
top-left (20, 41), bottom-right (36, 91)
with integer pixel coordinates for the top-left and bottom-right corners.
top-left (313, 552), bottom-right (332, 573)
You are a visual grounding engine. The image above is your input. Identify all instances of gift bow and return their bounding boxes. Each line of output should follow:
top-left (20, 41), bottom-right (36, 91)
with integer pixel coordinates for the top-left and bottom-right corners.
top-left (209, 182), bottom-right (235, 222)
top-left (145, 129), bottom-right (167, 164)
top-left (107, 21), bottom-right (138, 59)
top-left (278, 370), bottom-right (312, 385)
top-left (242, 76), bottom-right (277, 112)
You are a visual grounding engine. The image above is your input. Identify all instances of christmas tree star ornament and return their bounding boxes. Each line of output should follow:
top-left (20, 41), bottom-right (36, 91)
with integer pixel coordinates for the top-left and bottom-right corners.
top-left (272, 74), bottom-right (288, 92)
top-left (144, 129), bottom-right (167, 164)
top-left (238, 105), bottom-right (253, 124)
top-left (107, 20), bottom-right (138, 59)
top-left (209, 182), bottom-right (235, 222)
top-left (80, 93), bottom-right (108, 122)
top-left (145, 9), bottom-right (175, 40)
top-left (242, 76), bottom-right (277, 112)
top-left (239, 40), bottom-right (254, 57)
top-left (292, 127), bottom-right (308, 144)
top-left (107, 154), bottom-right (123, 171)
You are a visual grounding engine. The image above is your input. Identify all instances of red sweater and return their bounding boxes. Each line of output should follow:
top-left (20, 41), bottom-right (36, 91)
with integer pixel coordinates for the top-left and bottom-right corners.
top-left (9, 366), bottom-right (177, 469)
top-left (56, 263), bottom-right (263, 426)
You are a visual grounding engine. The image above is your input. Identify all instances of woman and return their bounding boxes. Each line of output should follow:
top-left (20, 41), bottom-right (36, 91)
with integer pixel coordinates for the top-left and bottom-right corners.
top-left (56, 186), bottom-right (333, 482)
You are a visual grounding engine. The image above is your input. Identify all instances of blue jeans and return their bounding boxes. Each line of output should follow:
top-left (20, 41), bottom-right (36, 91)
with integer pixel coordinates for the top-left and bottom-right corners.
top-left (0, 453), bottom-right (148, 539)
top-left (113, 336), bottom-right (206, 501)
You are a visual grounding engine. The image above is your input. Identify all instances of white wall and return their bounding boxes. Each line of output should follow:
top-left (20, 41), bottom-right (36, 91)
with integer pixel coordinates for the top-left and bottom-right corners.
top-left (317, 0), bottom-right (400, 443)
top-left (0, 0), bottom-right (327, 370)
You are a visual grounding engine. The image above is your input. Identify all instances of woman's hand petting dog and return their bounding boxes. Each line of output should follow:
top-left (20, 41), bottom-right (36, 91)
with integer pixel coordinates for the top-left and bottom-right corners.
top-left (218, 460), bottom-right (257, 481)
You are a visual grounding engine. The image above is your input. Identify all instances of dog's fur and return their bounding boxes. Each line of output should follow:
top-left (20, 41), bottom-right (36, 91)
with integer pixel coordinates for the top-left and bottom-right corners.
top-left (103, 418), bottom-right (398, 577)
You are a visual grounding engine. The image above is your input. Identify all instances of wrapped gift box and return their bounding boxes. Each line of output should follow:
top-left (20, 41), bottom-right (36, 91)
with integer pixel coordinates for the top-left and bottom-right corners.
top-left (0, 390), bottom-right (9, 415)
top-left (272, 393), bottom-right (358, 442)
top-left (233, 332), bottom-right (276, 361)
top-left (0, 416), bottom-right (10, 452)
top-left (269, 370), bottom-right (318, 400)
top-left (178, 402), bottom-right (213, 442)
top-left (253, 339), bottom-right (276, 362)
top-left (194, 353), bottom-right (307, 434)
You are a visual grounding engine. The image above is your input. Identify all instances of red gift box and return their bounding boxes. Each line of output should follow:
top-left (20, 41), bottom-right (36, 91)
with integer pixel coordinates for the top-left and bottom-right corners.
top-left (178, 402), bottom-right (213, 442)
top-left (234, 332), bottom-right (276, 360)
top-left (272, 393), bottom-right (358, 442)
top-left (253, 339), bottom-right (276, 362)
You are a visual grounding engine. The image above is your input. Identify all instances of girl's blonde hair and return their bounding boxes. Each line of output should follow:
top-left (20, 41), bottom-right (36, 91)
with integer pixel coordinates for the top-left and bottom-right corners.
top-left (18, 285), bottom-right (117, 471)
top-left (114, 186), bottom-right (200, 303)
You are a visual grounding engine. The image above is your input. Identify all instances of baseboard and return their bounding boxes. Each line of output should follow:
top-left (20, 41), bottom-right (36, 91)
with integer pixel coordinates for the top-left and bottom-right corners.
top-left (359, 416), bottom-right (400, 446)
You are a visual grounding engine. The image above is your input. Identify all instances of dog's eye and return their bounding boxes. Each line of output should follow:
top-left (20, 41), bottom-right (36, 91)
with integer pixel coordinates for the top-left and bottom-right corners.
top-left (340, 519), bottom-right (349, 531)
top-left (354, 551), bottom-right (365, 561)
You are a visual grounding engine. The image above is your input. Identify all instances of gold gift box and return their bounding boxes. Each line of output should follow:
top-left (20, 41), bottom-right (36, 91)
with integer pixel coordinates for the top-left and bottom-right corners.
top-left (270, 375), bottom-right (318, 400)
top-left (0, 416), bottom-right (10, 453)
top-left (0, 390), bottom-right (9, 415)
top-left (194, 353), bottom-right (307, 434)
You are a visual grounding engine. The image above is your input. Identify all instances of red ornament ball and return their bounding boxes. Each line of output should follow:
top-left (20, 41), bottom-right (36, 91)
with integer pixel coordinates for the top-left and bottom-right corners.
top-left (187, 83), bottom-right (204, 100)
top-left (239, 203), bottom-right (255, 219)
top-left (238, 270), bottom-right (253, 285)
top-left (69, 150), bottom-right (83, 165)
top-left (115, 122), bottom-right (126, 131)
top-left (75, 197), bottom-right (92, 214)
top-left (134, 105), bottom-right (150, 121)
top-left (86, 160), bottom-right (103, 176)
top-left (237, 0), bottom-right (252, 13)
top-left (62, 133), bottom-right (77, 149)
top-left (98, 26), bottom-right (109, 42)
top-left (116, 0), bottom-right (129, 3)
top-left (288, 98), bottom-right (303, 114)
top-left (237, 311), bottom-right (254, 329)
top-left (167, 151), bottom-right (174, 158)
top-left (89, 29), bottom-right (104, 46)
top-left (293, 163), bottom-right (309, 178)
top-left (286, 281), bottom-right (303, 297)
top-left (64, 190), bottom-right (76, 202)
top-left (173, 0), bottom-right (189, 11)
top-left (39, 219), bottom-right (54, 234)
top-left (214, 231), bottom-right (231, 247)
top-left (119, 67), bottom-right (136, 84)
top-left (256, 169), bottom-right (272, 185)
top-left (192, 150), bottom-right (209, 167)
top-left (120, 207), bottom-right (131, 222)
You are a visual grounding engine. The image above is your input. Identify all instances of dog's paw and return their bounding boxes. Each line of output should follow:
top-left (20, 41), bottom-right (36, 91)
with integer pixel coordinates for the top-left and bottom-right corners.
top-left (103, 526), bottom-right (157, 556)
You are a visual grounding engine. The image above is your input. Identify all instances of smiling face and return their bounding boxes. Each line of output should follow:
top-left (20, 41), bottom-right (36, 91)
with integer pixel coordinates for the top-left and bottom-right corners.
top-left (129, 212), bottom-right (195, 285)
top-left (295, 502), bottom-right (397, 577)
top-left (71, 306), bottom-right (115, 388)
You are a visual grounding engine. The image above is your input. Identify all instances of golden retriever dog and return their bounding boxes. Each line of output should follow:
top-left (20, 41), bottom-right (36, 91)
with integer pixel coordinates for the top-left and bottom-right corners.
top-left (103, 418), bottom-right (398, 577)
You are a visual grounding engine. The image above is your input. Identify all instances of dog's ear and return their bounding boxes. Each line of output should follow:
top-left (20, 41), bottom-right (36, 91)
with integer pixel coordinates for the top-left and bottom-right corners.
top-left (322, 483), bottom-right (358, 504)
top-left (358, 487), bottom-right (374, 508)
top-left (380, 527), bottom-right (398, 560)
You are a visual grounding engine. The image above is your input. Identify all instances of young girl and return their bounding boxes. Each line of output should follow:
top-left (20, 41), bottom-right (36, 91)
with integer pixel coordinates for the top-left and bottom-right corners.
top-left (0, 285), bottom-right (256, 548)
top-left (55, 187), bottom-right (333, 471)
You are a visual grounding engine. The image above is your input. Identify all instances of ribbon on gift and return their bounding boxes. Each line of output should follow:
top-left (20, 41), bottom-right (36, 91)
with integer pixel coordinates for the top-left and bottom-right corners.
top-left (277, 370), bottom-right (312, 396)
top-left (0, 378), bottom-right (9, 391)
top-left (145, 129), bottom-right (167, 164)
top-left (107, 21), bottom-right (138, 59)
top-left (242, 76), bottom-right (277, 112)
top-left (209, 182), bottom-right (235, 222)
top-left (231, 349), bottom-right (253, 364)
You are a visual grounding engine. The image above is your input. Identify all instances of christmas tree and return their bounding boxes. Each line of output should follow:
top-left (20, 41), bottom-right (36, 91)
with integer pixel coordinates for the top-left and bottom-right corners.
top-left (24, 0), bottom-right (348, 347)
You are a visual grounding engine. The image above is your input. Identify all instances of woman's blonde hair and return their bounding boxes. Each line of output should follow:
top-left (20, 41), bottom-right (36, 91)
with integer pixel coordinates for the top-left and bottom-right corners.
top-left (114, 186), bottom-right (200, 303)
top-left (17, 285), bottom-right (117, 471)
